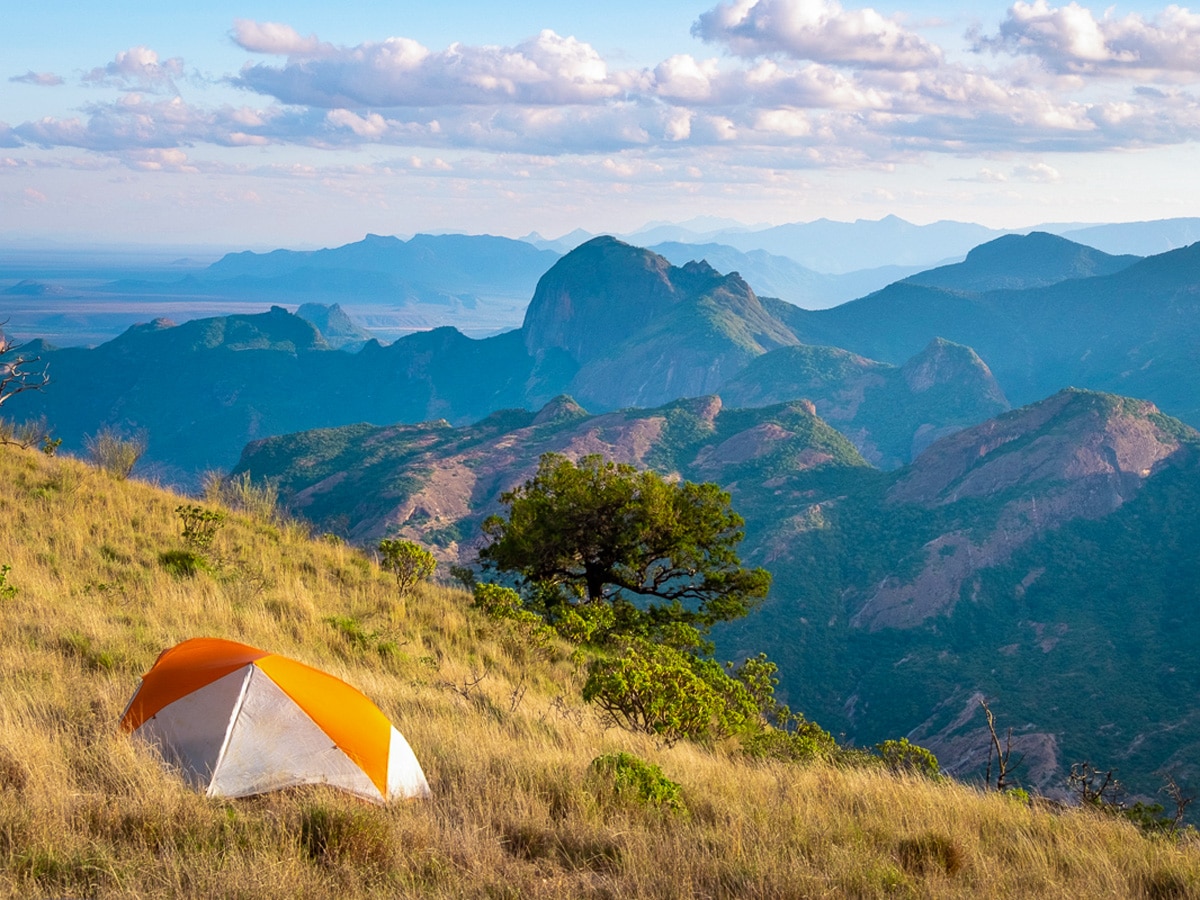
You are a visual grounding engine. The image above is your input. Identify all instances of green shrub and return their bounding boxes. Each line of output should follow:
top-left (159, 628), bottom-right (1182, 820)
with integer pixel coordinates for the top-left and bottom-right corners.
top-left (875, 737), bottom-right (941, 778)
top-left (582, 638), bottom-right (756, 746)
top-left (378, 538), bottom-right (436, 598)
top-left (0, 564), bottom-right (16, 600)
top-left (590, 752), bottom-right (686, 812)
top-left (176, 504), bottom-right (226, 551)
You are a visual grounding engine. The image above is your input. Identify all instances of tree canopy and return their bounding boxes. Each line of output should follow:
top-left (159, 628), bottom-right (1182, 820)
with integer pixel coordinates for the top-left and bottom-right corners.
top-left (478, 453), bottom-right (770, 639)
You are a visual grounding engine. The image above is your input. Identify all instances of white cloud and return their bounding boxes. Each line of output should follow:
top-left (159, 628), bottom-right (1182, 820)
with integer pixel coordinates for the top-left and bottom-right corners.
top-left (693, 0), bottom-right (942, 70)
top-left (83, 46), bottom-right (184, 92)
top-left (1013, 161), bottom-right (1062, 181)
top-left (9, 71), bottom-right (64, 87)
top-left (234, 27), bottom-right (624, 107)
top-left (231, 20), bottom-right (330, 57)
top-left (976, 2), bottom-right (1200, 76)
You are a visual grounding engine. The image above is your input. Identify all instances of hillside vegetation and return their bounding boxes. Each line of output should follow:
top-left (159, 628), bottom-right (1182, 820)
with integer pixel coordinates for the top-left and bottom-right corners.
top-left (2, 444), bottom-right (1199, 898)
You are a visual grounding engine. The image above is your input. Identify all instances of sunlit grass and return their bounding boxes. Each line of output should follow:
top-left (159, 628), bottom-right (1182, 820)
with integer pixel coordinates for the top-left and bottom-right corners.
top-left (0, 444), bottom-right (1197, 898)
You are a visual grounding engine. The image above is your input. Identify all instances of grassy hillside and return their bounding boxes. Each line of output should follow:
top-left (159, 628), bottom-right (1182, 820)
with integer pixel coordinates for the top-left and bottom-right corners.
top-left (2, 444), bottom-right (1199, 898)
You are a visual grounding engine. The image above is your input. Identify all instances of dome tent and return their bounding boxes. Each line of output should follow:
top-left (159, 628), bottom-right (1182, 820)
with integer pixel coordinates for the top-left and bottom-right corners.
top-left (120, 637), bottom-right (430, 803)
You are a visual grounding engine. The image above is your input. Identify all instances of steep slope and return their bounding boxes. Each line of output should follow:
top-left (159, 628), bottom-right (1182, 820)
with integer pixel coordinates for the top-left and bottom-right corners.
top-left (903, 232), bottom-right (1139, 293)
top-left (522, 237), bottom-right (800, 409)
top-left (231, 382), bottom-right (1200, 803)
top-left (4, 445), bottom-right (1196, 897)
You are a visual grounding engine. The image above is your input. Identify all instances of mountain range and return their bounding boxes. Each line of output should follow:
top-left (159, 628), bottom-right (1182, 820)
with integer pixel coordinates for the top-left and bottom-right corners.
top-left (7, 221), bottom-right (1200, 803)
top-left (11, 230), bottom-right (1200, 479)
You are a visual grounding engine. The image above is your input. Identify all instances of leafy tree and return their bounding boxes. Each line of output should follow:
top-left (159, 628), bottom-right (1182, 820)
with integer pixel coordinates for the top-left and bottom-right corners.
top-left (479, 453), bottom-right (770, 640)
top-left (378, 538), bottom-right (437, 598)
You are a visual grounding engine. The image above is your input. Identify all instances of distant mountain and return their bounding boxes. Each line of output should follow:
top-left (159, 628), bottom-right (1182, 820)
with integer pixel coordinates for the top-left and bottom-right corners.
top-left (903, 232), bottom-right (1139, 293)
top-left (294, 302), bottom-right (373, 351)
top-left (4, 308), bottom-right (535, 479)
top-left (1060, 217), bottom-right (1200, 256)
top-left (5, 236), bottom-right (1061, 479)
top-left (518, 229), bottom-right (594, 254)
top-left (767, 239), bottom-right (1200, 425)
top-left (3, 279), bottom-right (71, 297)
top-left (201, 233), bottom-right (559, 299)
top-left (727, 388), bottom-right (1200, 798)
top-left (648, 241), bottom-right (923, 310)
top-left (709, 215), bottom-right (1003, 274)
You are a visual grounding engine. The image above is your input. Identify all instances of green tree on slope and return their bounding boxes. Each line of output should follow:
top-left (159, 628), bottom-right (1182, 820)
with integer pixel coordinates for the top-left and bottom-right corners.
top-left (479, 453), bottom-right (770, 642)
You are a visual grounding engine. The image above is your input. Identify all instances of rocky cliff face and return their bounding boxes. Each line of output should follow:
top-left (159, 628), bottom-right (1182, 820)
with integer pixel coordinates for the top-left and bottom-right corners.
top-left (852, 389), bottom-right (1193, 630)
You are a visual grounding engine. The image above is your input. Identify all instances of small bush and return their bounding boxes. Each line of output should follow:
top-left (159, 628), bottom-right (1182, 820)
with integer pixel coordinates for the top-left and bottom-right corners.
top-left (59, 632), bottom-right (122, 672)
top-left (0, 416), bottom-right (51, 450)
top-left (583, 638), bottom-right (757, 747)
top-left (85, 426), bottom-right (146, 479)
top-left (176, 504), bottom-right (225, 551)
top-left (0, 564), bottom-right (17, 600)
top-left (378, 538), bottom-right (437, 598)
top-left (875, 738), bottom-right (941, 778)
top-left (590, 752), bottom-right (686, 812)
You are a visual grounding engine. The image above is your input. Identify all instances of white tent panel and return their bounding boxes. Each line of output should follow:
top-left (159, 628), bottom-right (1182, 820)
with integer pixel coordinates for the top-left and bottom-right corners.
top-left (208, 665), bottom-right (383, 801)
top-left (134, 666), bottom-right (252, 788)
top-left (387, 724), bottom-right (432, 800)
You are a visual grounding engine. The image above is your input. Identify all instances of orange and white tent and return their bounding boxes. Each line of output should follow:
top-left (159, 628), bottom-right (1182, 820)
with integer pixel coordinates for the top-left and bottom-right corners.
top-left (120, 637), bottom-right (430, 803)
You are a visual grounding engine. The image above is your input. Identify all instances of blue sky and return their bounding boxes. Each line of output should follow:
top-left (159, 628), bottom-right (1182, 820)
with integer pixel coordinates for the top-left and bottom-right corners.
top-left (4, 0), bottom-right (1199, 248)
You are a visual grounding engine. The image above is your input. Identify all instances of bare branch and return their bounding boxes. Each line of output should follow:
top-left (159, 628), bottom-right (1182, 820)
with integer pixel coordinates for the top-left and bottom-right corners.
top-left (0, 323), bottom-right (50, 409)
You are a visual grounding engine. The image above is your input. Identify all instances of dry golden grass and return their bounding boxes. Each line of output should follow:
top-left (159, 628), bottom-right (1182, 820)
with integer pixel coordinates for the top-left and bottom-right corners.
top-left (1, 444), bottom-right (1198, 898)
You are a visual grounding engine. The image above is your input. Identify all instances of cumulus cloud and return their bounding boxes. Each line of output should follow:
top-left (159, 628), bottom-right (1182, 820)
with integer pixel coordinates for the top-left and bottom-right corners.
top-left (9, 12), bottom-right (1200, 172)
top-left (976, 2), bottom-right (1200, 75)
top-left (234, 27), bottom-right (626, 107)
top-left (231, 20), bottom-right (331, 57)
top-left (84, 46), bottom-right (184, 92)
top-left (652, 55), bottom-right (886, 109)
top-left (693, 0), bottom-right (942, 69)
top-left (10, 71), bottom-right (64, 87)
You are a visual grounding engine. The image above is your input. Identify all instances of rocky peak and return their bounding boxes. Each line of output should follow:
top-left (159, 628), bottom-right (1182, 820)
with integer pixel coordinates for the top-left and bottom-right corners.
top-left (888, 388), bottom-right (1192, 508)
top-left (532, 395), bottom-right (589, 426)
top-left (900, 338), bottom-right (1004, 398)
top-left (521, 236), bottom-right (679, 365)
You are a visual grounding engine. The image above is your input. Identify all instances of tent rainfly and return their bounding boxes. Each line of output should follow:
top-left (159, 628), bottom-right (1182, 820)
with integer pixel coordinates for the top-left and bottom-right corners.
top-left (120, 637), bottom-right (431, 803)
